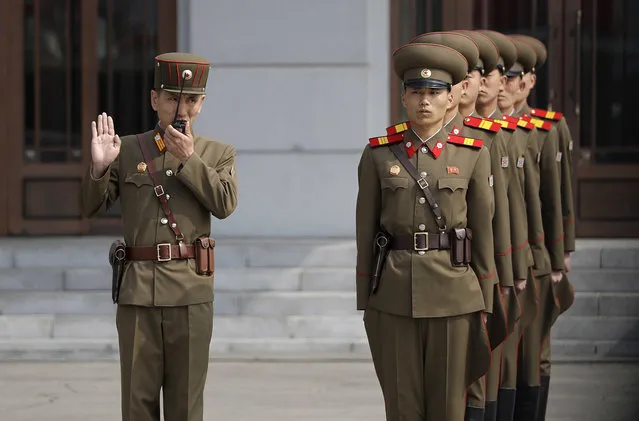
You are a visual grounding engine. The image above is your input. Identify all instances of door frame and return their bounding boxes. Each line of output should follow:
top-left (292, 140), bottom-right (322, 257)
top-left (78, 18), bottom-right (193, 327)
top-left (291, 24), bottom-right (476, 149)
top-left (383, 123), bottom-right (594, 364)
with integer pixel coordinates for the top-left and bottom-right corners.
top-left (2, 0), bottom-right (177, 236)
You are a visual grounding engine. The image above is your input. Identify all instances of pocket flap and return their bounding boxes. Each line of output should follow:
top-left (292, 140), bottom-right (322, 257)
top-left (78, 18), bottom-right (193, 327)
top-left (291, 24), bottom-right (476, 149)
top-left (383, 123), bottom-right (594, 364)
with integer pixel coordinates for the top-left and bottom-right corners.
top-left (124, 173), bottom-right (154, 187)
top-left (381, 177), bottom-right (409, 190)
top-left (438, 177), bottom-right (469, 191)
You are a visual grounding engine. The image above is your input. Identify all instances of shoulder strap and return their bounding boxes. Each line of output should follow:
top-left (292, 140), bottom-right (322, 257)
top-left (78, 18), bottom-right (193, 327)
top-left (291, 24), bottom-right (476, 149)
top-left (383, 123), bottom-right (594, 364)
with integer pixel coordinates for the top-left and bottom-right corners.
top-left (388, 143), bottom-right (447, 232)
top-left (136, 134), bottom-right (185, 243)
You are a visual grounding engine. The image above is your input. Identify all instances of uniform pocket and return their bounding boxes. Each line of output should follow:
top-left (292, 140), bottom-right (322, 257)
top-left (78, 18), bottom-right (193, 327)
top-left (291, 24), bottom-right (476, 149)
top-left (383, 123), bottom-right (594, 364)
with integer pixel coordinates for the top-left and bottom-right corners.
top-left (381, 177), bottom-right (409, 190)
top-left (124, 173), bottom-right (154, 188)
top-left (437, 177), bottom-right (470, 225)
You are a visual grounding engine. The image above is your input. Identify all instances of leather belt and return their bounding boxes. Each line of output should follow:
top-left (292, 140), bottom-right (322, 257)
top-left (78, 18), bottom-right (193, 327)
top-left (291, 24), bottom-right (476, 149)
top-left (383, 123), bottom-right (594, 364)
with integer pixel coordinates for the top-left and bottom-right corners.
top-left (390, 232), bottom-right (450, 251)
top-left (125, 243), bottom-right (195, 262)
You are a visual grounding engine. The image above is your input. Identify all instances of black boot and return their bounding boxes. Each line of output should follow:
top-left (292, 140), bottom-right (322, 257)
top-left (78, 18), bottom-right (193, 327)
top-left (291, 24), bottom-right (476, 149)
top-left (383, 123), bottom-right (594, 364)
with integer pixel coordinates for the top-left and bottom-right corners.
top-left (465, 406), bottom-right (485, 421)
top-left (484, 401), bottom-right (497, 421)
top-left (513, 385), bottom-right (540, 421)
top-left (536, 375), bottom-right (551, 421)
top-left (497, 388), bottom-right (516, 421)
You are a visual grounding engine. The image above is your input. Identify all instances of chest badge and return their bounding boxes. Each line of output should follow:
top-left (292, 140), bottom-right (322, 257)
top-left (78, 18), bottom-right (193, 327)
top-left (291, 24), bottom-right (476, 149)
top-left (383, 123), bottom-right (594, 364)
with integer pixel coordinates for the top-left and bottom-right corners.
top-left (517, 157), bottom-right (525, 168)
top-left (447, 166), bottom-right (459, 175)
top-left (501, 156), bottom-right (509, 168)
top-left (390, 165), bottom-right (401, 176)
top-left (137, 162), bottom-right (147, 173)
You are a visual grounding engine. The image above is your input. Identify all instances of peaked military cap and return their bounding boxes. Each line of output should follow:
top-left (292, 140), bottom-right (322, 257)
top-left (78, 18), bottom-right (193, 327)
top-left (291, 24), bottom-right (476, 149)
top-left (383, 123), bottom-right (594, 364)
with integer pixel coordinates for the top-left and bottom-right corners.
top-left (453, 30), bottom-right (499, 75)
top-left (393, 43), bottom-right (468, 90)
top-left (508, 37), bottom-right (537, 76)
top-left (510, 35), bottom-right (548, 70)
top-left (154, 52), bottom-right (211, 94)
top-left (410, 32), bottom-right (480, 73)
top-left (477, 30), bottom-right (517, 74)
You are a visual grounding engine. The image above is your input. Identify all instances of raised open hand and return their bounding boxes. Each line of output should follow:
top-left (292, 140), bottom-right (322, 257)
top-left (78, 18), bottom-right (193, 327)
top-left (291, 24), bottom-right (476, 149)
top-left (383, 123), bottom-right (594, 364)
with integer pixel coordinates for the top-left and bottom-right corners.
top-left (91, 112), bottom-right (121, 178)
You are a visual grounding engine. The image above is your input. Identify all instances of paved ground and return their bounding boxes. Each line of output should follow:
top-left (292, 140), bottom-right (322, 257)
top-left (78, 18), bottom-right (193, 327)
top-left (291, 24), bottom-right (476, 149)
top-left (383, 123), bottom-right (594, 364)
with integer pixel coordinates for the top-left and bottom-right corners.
top-left (0, 360), bottom-right (638, 421)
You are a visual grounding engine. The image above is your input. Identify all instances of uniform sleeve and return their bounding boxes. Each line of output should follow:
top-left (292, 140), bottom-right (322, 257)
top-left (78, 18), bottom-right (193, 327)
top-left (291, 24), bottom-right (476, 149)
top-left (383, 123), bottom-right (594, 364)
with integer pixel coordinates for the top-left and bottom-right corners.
top-left (524, 130), bottom-right (548, 274)
top-left (508, 132), bottom-right (531, 281)
top-left (559, 119), bottom-right (576, 252)
top-left (176, 143), bottom-right (238, 219)
top-left (355, 146), bottom-right (381, 310)
top-left (489, 134), bottom-right (514, 287)
top-left (80, 155), bottom-right (120, 218)
top-left (467, 146), bottom-right (497, 313)
top-left (539, 128), bottom-right (565, 270)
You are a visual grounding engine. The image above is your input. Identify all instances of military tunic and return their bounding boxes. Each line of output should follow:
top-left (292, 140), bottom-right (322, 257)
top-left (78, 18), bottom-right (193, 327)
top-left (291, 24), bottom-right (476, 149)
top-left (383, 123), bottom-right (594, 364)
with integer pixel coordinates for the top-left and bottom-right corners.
top-left (81, 127), bottom-right (238, 421)
top-left (357, 127), bottom-right (494, 421)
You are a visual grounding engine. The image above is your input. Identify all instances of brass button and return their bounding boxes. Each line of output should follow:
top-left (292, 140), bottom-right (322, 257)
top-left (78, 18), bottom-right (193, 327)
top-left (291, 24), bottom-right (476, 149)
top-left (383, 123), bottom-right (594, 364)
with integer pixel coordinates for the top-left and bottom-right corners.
top-left (418, 251), bottom-right (426, 255)
top-left (160, 218), bottom-right (168, 225)
top-left (165, 194), bottom-right (170, 200)
top-left (418, 197), bottom-right (426, 204)
top-left (420, 147), bottom-right (428, 154)
top-left (166, 169), bottom-right (173, 176)
top-left (420, 171), bottom-right (427, 178)
top-left (418, 224), bottom-right (426, 231)
top-left (171, 223), bottom-right (177, 228)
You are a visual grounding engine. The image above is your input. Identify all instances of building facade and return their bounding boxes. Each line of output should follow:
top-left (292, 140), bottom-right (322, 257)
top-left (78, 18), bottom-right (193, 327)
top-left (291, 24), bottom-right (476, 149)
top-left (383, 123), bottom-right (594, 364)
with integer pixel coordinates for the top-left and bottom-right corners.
top-left (0, 0), bottom-right (637, 238)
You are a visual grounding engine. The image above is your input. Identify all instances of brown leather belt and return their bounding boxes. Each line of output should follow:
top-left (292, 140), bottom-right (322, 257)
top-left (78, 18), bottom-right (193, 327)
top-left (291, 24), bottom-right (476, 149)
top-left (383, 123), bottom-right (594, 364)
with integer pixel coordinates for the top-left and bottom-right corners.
top-left (125, 243), bottom-right (195, 262)
top-left (390, 232), bottom-right (451, 251)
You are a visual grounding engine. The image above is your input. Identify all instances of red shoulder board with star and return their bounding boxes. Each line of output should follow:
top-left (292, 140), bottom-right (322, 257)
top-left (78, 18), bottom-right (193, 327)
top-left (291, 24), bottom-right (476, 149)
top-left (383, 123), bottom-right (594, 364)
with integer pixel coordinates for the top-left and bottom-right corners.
top-left (369, 133), bottom-right (405, 148)
top-left (522, 115), bottom-right (553, 131)
top-left (447, 134), bottom-right (484, 149)
top-left (386, 121), bottom-right (410, 135)
top-left (464, 116), bottom-right (501, 133)
top-left (491, 118), bottom-right (517, 131)
top-left (530, 108), bottom-right (563, 121)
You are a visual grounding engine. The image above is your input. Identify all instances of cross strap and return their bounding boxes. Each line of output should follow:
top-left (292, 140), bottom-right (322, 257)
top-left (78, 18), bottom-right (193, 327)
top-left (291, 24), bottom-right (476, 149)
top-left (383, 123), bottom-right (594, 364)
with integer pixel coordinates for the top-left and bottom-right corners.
top-left (136, 134), bottom-right (184, 242)
top-left (389, 143), bottom-right (447, 232)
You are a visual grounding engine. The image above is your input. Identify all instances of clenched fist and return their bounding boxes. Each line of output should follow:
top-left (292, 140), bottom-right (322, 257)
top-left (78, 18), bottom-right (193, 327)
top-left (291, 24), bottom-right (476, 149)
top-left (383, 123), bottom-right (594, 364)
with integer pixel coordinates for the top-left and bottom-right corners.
top-left (91, 112), bottom-right (121, 179)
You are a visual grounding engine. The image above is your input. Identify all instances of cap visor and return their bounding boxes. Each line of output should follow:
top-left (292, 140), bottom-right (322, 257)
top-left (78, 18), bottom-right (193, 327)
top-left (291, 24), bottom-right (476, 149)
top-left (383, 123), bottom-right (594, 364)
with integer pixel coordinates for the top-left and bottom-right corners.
top-left (404, 79), bottom-right (450, 90)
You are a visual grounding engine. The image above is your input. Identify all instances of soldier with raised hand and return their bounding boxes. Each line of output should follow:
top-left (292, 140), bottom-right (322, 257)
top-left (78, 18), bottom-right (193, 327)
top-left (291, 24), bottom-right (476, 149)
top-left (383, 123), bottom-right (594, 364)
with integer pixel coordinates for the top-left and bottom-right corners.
top-left (81, 52), bottom-right (239, 421)
top-left (357, 42), bottom-right (494, 421)
top-left (510, 34), bottom-right (575, 421)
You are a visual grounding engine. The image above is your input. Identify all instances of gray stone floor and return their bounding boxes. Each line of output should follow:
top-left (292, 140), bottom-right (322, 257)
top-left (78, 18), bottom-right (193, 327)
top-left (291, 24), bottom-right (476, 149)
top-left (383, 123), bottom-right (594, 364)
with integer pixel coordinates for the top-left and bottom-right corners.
top-left (0, 360), bottom-right (638, 421)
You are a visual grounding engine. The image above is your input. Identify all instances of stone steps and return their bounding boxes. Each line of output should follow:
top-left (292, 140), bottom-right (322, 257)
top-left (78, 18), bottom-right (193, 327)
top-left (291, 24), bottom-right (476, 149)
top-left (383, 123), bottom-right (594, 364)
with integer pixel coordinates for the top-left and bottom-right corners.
top-left (0, 237), bottom-right (637, 360)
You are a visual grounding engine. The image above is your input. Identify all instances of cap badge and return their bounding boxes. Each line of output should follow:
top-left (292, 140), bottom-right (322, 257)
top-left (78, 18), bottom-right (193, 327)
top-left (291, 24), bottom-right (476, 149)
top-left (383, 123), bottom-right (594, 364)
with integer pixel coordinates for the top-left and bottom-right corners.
top-left (390, 165), bottom-right (401, 176)
top-left (182, 69), bottom-right (193, 80)
top-left (420, 69), bottom-right (432, 78)
top-left (137, 162), bottom-right (147, 173)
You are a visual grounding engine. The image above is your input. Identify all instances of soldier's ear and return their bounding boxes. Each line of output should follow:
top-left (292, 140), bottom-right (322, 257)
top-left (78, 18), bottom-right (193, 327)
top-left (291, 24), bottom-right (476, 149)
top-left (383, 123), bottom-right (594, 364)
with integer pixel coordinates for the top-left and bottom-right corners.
top-left (529, 74), bottom-right (537, 89)
top-left (150, 89), bottom-right (160, 111)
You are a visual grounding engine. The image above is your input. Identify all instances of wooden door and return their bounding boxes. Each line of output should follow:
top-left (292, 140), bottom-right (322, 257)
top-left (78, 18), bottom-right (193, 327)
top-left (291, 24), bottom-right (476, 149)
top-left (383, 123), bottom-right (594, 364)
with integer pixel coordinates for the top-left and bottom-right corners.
top-left (1, 0), bottom-right (176, 236)
top-left (564, 0), bottom-right (639, 237)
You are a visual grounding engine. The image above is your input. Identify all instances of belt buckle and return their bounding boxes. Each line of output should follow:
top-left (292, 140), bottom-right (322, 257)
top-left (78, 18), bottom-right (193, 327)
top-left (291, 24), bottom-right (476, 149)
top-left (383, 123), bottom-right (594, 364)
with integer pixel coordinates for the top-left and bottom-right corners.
top-left (154, 185), bottom-right (165, 197)
top-left (413, 232), bottom-right (429, 251)
top-left (156, 243), bottom-right (172, 262)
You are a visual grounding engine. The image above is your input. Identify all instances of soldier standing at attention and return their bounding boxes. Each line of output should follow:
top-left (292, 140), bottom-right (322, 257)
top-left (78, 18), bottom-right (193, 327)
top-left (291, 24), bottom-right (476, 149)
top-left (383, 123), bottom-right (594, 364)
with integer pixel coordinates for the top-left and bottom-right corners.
top-left (493, 37), bottom-right (540, 421)
top-left (356, 42), bottom-right (494, 421)
top-left (510, 34), bottom-right (576, 421)
top-left (506, 38), bottom-right (565, 421)
top-left (80, 52), bottom-right (239, 421)
top-left (407, 30), bottom-right (521, 421)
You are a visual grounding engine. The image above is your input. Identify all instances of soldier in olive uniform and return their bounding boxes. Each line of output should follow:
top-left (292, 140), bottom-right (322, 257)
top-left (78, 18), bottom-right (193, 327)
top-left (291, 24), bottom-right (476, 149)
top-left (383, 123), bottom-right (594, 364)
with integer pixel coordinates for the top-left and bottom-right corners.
top-left (504, 39), bottom-right (566, 421)
top-left (407, 31), bottom-right (524, 421)
top-left (493, 37), bottom-right (541, 421)
top-left (357, 42), bottom-right (494, 421)
top-left (511, 34), bottom-right (576, 421)
top-left (80, 52), bottom-right (239, 421)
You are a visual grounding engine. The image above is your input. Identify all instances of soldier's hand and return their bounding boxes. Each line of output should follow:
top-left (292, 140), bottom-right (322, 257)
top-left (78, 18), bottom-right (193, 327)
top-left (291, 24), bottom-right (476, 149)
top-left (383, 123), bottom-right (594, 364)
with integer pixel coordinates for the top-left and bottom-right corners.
top-left (551, 270), bottom-right (563, 284)
top-left (564, 253), bottom-right (572, 273)
top-left (164, 121), bottom-right (195, 163)
top-left (514, 279), bottom-right (527, 294)
top-left (91, 113), bottom-right (121, 178)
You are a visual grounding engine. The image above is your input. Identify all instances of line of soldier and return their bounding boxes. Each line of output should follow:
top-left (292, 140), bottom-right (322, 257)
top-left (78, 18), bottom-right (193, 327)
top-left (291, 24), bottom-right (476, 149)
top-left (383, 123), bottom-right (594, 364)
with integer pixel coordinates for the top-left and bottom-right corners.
top-left (356, 29), bottom-right (576, 421)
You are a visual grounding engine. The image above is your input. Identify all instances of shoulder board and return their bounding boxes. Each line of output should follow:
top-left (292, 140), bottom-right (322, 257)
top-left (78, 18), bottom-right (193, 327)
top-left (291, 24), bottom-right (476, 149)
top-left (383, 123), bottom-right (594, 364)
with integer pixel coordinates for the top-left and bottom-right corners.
top-left (447, 134), bottom-right (484, 149)
top-left (530, 108), bottom-right (563, 121)
top-left (386, 121), bottom-right (410, 135)
top-left (516, 118), bottom-right (535, 130)
top-left (523, 115), bottom-right (553, 131)
top-left (464, 116), bottom-right (501, 133)
top-left (369, 133), bottom-right (405, 148)
top-left (491, 118), bottom-right (517, 131)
